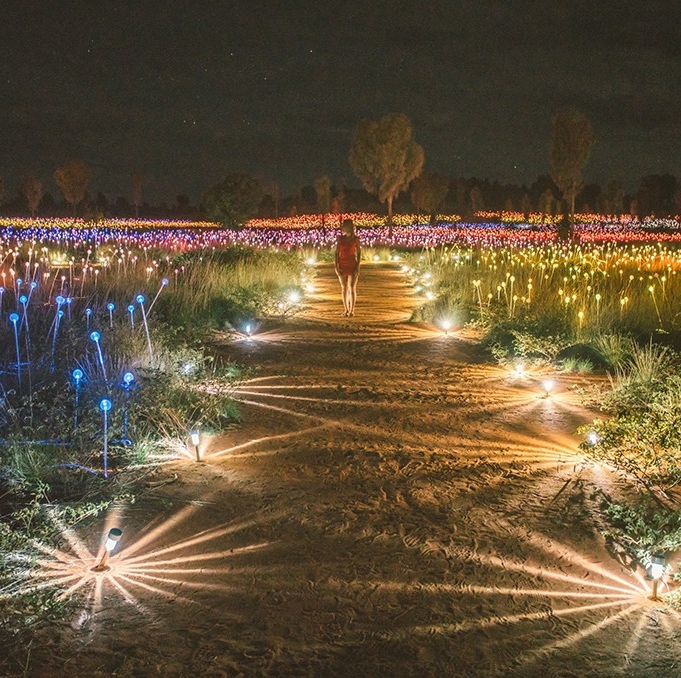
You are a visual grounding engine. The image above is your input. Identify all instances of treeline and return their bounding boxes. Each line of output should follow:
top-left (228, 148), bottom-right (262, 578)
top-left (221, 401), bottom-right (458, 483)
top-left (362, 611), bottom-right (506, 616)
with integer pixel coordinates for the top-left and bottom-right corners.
top-left (2, 172), bottom-right (679, 222)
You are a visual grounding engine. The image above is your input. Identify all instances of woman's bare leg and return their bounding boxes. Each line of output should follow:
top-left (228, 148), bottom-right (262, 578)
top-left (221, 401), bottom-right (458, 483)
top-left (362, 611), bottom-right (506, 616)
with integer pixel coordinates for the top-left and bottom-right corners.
top-left (348, 272), bottom-right (359, 315)
top-left (338, 274), bottom-right (350, 315)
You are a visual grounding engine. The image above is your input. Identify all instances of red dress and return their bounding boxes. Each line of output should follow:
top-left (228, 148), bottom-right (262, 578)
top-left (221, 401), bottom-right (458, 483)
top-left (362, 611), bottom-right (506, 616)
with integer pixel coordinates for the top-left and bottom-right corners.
top-left (336, 236), bottom-right (360, 275)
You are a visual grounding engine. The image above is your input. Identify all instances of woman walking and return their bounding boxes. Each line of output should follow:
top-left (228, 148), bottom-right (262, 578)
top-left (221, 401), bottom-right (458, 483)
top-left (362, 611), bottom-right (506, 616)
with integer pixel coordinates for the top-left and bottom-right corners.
top-left (334, 218), bottom-right (361, 316)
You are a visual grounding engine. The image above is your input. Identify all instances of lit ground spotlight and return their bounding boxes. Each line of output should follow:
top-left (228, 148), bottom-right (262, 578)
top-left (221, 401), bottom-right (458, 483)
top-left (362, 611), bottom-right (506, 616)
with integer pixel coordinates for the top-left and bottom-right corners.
top-left (542, 379), bottom-right (555, 398)
top-left (190, 429), bottom-right (201, 461)
top-left (439, 318), bottom-right (452, 335)
top-left (649, 553), bottom-right (666, 600)
top-left (91, 527), bottom-right (123, 573)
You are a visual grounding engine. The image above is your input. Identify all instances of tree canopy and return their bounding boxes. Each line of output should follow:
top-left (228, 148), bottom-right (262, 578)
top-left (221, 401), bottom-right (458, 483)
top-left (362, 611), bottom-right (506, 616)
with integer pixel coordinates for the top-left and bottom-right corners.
top-left (550, 108), bottom-right (595, 217)
top-left (201, 173), bottom-right (262, 229)
top-left (349, 113), bottom-right (424, 230)
top-left (54, 159), bottom-right (91, 215)
top-left (21, 174), bottom-right (43, 217)
top-left (410, 172), bottom-right (449, 224)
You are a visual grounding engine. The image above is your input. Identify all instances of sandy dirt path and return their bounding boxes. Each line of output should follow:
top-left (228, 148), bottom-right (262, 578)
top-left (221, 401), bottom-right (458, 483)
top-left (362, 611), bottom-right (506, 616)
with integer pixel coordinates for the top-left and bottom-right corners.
top-left (10, 262), bottom-right (681, 677)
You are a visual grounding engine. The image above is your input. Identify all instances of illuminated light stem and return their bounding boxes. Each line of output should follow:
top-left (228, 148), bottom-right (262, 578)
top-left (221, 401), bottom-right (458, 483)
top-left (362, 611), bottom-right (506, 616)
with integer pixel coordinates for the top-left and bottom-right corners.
top-left (191, 430), bottom-right (201, 462)
top-left (10, 313), bottom-right (21, 389)
top-left (137, 296), bottom-right (154, 364)
top-left (91, 527), bottom-right (123, 572)
top-left (100, 399), bottom-right (112, 478)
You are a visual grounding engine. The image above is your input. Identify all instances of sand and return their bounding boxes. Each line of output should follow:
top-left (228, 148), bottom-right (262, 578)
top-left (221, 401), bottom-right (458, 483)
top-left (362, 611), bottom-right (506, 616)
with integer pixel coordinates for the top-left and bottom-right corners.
top-left (4, 262), bottom-right (681, 677)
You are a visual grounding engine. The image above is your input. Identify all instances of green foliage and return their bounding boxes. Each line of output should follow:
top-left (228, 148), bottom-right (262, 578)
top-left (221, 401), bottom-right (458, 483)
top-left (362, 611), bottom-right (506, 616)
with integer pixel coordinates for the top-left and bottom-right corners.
top-left (581, 346), bottom-right (681, 492)
top-left (602, 498), bottom-right (681, 563)
top-left (559, 356), bottom-right (594, 374)
top-left (591, 333), bottom-right (633, 369)
top-left (201, 173), bottom-right (263, 228)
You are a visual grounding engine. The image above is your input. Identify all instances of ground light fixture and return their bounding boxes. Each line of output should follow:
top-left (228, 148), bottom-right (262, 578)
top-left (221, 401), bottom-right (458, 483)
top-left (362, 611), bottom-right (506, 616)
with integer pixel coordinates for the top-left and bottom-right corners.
top-left (649, 553), bottom-right (666, 600)
top-left (542, 379), bottom-right (555, 398)
top-left (91, 527), bottom-right (123, 572)
top-left (191, 429), bottom-right (201, 461)
top-left (439, 319), bottom-right (452, 335)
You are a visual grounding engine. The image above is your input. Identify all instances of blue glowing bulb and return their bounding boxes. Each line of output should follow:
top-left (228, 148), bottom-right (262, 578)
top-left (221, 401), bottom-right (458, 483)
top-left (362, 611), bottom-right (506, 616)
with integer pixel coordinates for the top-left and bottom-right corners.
top-left (90, 331), bottom-right (101, 342)
top-left (55, 295), bottom-right (65, 305)
top-left (107, 302), bottom-right (115, 311)
top-left (161, 278), bottom-right (169, 286)
top-left (85, 308), bottom-right (93, 316)
top-left (72, 368), bottom-right (84, 383)
top-left (57, 310), bottom-right (64, 319)
top-left (127, 304), bottom-right (135, 313)
top-left (9, 312), bottom-right (19, 323)
top-left (123, 372), bottom-right (134, 386)
top-left (19, 295), bottom-right (28, 305)
top-left (99, 398), bottom-right (112, 412)
top-left (30, 281), bottom-right (37, 289)
top-left (136, 294), bottom-right (145, 304)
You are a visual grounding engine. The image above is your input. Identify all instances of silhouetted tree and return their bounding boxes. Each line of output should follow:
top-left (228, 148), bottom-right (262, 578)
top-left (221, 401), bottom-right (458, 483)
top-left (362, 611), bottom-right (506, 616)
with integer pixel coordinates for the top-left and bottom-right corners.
top-left (201, 173), bottom-right (262, 228)
top-left (314, 175), bottom-right (332, 225)
top-left (520, 193), bottom-right (533, 215)
top-left (635, 174), bottom-right (678, 216)
top-left (349, 112), bottom-right (424, 235)
top-left (550, 108), bottom-right (595, 218)
top-left (600, 180), bottom-right (625, 214)
top-left (21, 174), bottom-right (43, 217)
top-left (410, 172), bottom-right (449, 224)
top-left (54, 159), bottom-right (91, 216)
top-left (131, 172), bottom-right (142, 218)
top-left (469, 185), bottom-right (485, 213)
top-left (538, 188), bottom-right (555, 215)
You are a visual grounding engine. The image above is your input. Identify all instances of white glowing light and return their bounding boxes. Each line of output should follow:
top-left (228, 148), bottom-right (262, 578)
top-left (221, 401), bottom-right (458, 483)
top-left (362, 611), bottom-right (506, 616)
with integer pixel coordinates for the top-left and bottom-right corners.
top-left (650, 554), bottom-right (665, 581)
top-left (105, 528), bottom-right (123, 552)
top-left (288, 291), bottom-right (301, 304)
top-left (190, 430), bottom-right (200, 447)
top-left (587, 430), bottom-right (599, 445)
top-left (542, 379), bottom-right (555, 396)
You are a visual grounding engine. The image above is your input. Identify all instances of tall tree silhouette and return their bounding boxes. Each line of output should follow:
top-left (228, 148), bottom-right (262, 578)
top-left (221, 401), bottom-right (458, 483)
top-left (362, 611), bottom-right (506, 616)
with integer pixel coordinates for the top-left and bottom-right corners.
top-left (54, 159), bottom-right (91, 216)
top-left (21, 174), bottom-right (43, 217)
top-left (550, 108), bottom-right (595, 218)
top-left (349, 113), bottom-right (424, 235)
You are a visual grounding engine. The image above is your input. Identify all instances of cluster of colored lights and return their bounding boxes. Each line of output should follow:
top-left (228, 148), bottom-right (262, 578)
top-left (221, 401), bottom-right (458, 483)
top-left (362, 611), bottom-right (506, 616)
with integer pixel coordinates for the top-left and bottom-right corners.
top-left (1, 215), bottom-right (681, 256)
top-left (406, 237), bottom-right (681, 331)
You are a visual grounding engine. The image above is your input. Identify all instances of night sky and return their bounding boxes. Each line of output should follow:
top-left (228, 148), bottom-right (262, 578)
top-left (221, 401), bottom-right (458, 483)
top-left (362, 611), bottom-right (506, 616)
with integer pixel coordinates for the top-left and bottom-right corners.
top-left (1, 1), bottom-right (680, 204)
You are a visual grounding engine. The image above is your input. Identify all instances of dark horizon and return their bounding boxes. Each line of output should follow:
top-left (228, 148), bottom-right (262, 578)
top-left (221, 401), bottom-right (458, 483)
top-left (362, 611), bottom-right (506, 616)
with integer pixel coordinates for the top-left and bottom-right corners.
top-left (0, 1), bottom-right (679, 204)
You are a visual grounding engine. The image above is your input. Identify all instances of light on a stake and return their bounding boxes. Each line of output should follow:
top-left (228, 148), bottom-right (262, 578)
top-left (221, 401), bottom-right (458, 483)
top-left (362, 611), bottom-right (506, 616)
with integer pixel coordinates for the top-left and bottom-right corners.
top-left (105, 527), bottom-right (123, 552)
top-left (542, 379), bottom-right (555, 398)
top-left (191, 429), bottom-right (201, 461)
top-left (91, 527), bottom-right (123, 572)
top-left (649, 553), bottom-right (666, 600)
